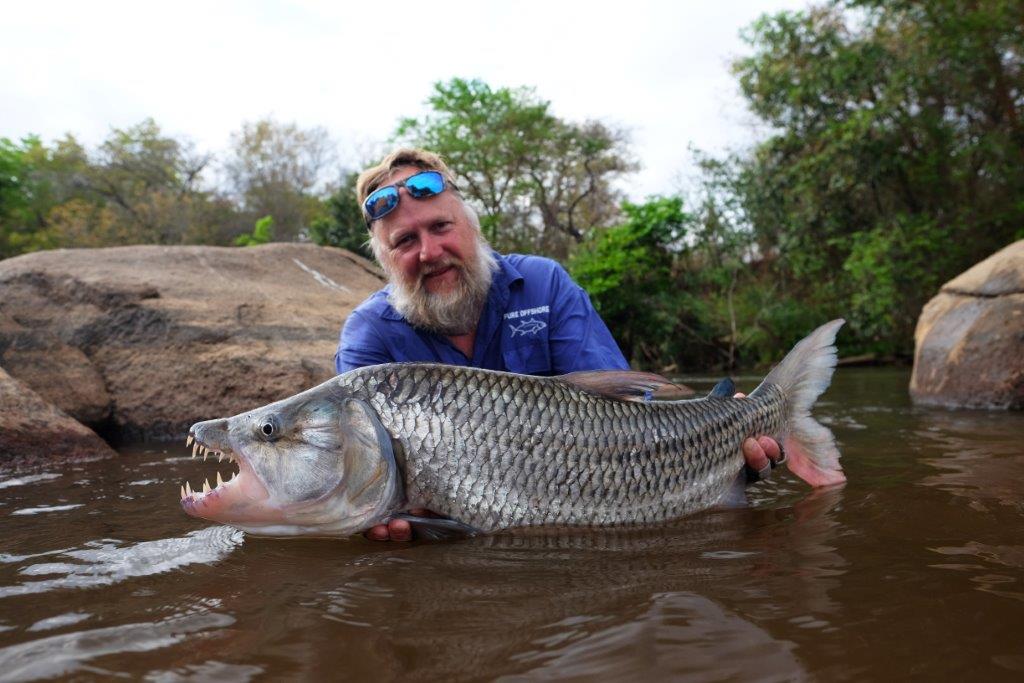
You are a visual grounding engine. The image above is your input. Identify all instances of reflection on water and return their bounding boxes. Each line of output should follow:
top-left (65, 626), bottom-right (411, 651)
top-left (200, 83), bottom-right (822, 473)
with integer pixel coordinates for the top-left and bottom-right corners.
top-left (0, 526), bottom-right (243, 598)
top-left (0, 613), bottom-right (235, 681)
top-left (0, 369), bottom-right (1021, 681)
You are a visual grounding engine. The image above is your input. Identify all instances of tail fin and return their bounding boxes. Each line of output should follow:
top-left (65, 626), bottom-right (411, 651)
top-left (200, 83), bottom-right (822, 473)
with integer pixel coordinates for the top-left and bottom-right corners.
top-left (751, 319), bottom-right (846, 487)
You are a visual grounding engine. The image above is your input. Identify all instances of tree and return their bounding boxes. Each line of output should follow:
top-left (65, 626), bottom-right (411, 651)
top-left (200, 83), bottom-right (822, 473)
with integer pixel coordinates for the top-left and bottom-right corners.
top-left (397, 78), bottom-right (635, 257)
top-left (80, 118), bottom-right (213, 245)
top-left (223, 117), bottom-right (336, 241)
top-left (0, 135), bottom-right (95, 257)
top-left (0, 137), bottom-right (38, 257)
top-left (307, 171), bottom-right (372, 259)
top-left (569, 197), bottom-right (692, 366)
top-left (720, 0), bottom-right (1024, 354)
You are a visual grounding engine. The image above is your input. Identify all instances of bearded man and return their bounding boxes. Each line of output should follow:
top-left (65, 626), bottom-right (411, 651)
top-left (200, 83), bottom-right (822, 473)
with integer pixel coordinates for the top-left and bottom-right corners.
top-left (336, 148), bottom-right (782, 541)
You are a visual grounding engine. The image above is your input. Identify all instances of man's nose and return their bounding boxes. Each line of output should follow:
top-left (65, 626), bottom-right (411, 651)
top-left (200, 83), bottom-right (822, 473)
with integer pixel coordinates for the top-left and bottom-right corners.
top-left (419, 232), bottom-right (443, 261)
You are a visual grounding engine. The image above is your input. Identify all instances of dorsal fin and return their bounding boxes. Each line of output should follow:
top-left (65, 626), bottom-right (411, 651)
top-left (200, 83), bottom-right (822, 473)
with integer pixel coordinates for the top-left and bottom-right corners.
top-left (556, 370), bottom-right (694, 402)
top-left (707, 378), bottom-right (736, 398)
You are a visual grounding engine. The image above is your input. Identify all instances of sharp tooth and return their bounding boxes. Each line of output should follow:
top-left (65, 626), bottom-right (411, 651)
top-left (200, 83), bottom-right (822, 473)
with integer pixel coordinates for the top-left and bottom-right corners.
top-left (216, 471), bottom-right (224, 487)
top-left (192, 443), bottom-right (198, 458)
top-left (180, 484), bottom-right (186, 500)
top-left (203, 479), bottom-right (211, 493)
top-left (186, 481), bottom-right (193, 495)
top-left (186, 435), bottom-right (194, 447)
top-left (218, 453), bottom-right (223, 463)
top-left (203, 452), bottom-right (207, 462)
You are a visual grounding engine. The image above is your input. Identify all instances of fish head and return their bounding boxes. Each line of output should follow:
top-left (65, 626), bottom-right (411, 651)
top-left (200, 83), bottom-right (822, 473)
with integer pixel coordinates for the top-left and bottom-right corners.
top-left (180, 382), bottom-right (401, 537)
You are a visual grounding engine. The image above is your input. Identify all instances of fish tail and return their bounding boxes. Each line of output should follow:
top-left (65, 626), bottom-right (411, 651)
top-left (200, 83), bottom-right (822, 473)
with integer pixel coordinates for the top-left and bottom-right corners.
top-left (751, 319), bottom-right (846, 487)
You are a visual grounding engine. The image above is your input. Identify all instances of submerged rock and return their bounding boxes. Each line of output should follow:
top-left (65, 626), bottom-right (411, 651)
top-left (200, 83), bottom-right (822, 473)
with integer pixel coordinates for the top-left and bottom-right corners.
top-left (910, 240), bottom-right (1024, 409)
top-left (0, 244), bottom-right (384, 441)
top-left (0, 366), bottom-right (116, 468)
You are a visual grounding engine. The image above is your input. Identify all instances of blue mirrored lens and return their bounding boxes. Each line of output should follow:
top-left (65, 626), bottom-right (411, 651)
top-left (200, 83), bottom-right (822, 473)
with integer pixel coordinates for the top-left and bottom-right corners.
top-left (364, 187), bottom-right (399, 220)
top-left (404, 171), bottom-right (445, 198)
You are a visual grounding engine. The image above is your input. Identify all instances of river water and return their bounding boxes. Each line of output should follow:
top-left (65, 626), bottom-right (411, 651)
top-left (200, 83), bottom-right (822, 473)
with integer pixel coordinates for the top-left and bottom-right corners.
top-left (0, 368), bottom-right (1021, 681)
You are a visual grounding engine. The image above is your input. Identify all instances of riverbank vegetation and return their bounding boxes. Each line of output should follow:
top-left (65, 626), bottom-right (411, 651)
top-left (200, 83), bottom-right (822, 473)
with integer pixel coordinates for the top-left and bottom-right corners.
top-left (2, 0), bottom-right (1021, 370)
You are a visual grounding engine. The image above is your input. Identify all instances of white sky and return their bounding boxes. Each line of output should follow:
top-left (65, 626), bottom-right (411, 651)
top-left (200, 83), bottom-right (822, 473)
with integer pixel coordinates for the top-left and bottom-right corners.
top-left (0, 0), bottom-right (809, 201)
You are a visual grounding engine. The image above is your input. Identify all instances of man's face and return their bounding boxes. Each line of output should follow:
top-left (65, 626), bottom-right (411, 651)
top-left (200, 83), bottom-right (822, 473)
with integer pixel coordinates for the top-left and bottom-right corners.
top-left (372, 166), bottom-right (479, 297)
top-left (370, 166), bottom-right (495, 336)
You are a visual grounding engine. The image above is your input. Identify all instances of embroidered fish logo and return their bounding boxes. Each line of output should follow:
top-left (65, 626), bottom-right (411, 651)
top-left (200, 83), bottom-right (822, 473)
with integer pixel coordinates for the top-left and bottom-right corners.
top-left (509, 318), bottom-right (547, 338)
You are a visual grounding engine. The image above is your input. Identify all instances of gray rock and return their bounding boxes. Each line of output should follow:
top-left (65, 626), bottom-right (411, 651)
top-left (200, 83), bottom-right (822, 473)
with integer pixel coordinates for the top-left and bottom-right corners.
top-left (0, 244), bottom-right (384, 441)
top-left (910, 240), bottom-right (1024, 409)
top-left (0, 366), bottom-right (116, 468)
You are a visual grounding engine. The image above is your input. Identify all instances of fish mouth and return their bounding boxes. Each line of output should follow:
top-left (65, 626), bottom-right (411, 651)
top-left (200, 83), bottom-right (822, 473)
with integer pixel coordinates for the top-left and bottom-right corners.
top-left (179, 433), bottom-right (268, 518)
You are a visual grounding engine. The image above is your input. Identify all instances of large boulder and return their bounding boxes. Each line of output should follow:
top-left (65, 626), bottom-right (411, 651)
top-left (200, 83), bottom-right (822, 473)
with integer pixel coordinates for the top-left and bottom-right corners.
top-left (0, 244), bottom-right (385, 441)
top-left (910, 240), bottom-right (1024, 409)
top-left (0, 366), bottom-right (116, 469)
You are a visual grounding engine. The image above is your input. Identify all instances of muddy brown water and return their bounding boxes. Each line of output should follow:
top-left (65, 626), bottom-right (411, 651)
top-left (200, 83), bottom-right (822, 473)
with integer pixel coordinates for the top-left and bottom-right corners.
top-left (0, 368), bottom-right (1021, 681)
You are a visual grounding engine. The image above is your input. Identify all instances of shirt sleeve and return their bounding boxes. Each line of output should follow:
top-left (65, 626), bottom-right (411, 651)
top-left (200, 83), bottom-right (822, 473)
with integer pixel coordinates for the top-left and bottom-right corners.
top-left (335, 309), bottom-right (394, 373)
top-left (546, 263), bottom-right (629, 373)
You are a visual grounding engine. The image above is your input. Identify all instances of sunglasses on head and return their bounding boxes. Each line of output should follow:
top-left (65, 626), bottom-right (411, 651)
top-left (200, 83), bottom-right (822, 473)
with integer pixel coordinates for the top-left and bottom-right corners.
top-left (363, 170), bottom-right (448, 224)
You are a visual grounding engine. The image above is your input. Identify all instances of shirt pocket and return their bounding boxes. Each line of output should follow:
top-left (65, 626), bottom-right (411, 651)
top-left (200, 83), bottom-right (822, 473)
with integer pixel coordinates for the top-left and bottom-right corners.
top-left (502, 339), bottom-right (553, 375)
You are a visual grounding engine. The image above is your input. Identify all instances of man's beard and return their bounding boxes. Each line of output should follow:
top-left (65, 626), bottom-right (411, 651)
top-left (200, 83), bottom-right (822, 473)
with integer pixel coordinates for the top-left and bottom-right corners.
top-left (385, 237), bottom-right (497, 336)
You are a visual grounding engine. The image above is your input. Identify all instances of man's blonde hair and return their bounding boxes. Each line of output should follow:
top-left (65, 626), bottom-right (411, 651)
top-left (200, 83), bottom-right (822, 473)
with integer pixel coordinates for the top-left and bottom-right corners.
top-left (356, 148), bottom-right (460, 224)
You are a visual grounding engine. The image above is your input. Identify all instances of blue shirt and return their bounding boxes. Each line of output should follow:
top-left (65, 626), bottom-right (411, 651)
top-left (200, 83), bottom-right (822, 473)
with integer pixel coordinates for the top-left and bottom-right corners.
top-left (335, 253), bottom-right (628, 375)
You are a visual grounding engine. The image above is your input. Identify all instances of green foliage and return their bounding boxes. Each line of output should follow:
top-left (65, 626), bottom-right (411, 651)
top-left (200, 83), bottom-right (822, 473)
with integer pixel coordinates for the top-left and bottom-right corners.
top-left (307, 171), bottom-right (372, 259)
top-left (0, 135), bottom-right (86, 257)
top-left (720, 0), bottom-right (1024, 357)
top-left (397, 78), bottom-right (634, 258)
top-left (0, 118), bottom-right (343, 258)
top-left (570, 197), bottom-right (691, 365)
top-left (0, 137), bottom-right (35, 257)
top-left (234, 215), bottom-right (274, 246)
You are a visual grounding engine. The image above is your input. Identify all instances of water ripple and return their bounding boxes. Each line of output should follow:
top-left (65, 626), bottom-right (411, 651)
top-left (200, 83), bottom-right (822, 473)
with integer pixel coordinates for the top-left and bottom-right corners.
top-left (143, 660), bottom-right (264, 682)
top-left (11, 504), bottom-right (83, 516)
top-left (0, 526), bottom-right (243, 599)
top-left (0, 474), bottom-right (62, 490)
top-left (0, 612), bottom-right (234, 682)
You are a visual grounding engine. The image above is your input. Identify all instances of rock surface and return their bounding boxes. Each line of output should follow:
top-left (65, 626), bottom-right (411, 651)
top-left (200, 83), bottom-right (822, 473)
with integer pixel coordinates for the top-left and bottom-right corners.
top-left (910, 240), bottom-right (1024, 409)
top-left (0, 366), bottom-right (116, 469)
top-left (0, 244), bottom-right (385, 441)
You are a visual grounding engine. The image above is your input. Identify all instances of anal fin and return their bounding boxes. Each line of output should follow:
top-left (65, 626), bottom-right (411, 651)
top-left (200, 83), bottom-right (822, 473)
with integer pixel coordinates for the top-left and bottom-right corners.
top-left (720, 471), bottom-right (750, 508)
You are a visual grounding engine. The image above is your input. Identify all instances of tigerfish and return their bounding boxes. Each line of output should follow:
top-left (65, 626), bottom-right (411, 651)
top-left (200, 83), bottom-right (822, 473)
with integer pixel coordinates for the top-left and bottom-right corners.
top-left (179, 320), bottom-right (846, 538)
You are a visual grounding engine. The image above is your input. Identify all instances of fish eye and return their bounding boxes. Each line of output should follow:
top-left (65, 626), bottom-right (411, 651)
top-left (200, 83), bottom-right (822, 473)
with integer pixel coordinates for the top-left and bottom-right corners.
top-left (258, 417), bottom-right (280, 440)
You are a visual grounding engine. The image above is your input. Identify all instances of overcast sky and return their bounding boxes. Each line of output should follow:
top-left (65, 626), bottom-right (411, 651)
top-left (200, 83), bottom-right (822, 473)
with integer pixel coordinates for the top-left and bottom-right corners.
top-left (1, 0), bottom-right (810, 200)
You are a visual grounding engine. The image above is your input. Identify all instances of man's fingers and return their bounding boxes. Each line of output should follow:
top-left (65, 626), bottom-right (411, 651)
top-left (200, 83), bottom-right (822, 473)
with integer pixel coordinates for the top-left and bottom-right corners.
top-left (758, 436), bottom-right (781, 463)
top-left (388, 518), bottom-right (413, 541)
top-left (742, 437), bottom-right (770, 472)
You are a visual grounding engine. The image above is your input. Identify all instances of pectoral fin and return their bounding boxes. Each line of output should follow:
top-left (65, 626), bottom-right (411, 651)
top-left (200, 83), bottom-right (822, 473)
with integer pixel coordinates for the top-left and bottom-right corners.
top-left (556, 370), bottom-right (694, 402)
top-left (392, 513), bottom-right (480, 540)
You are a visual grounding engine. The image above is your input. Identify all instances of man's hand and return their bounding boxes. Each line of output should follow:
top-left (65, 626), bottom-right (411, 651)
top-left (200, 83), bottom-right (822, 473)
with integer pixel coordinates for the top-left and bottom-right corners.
top-left (364, 518), bottom-right (413, 542)
top-left (742, 435), bottom-right (783, 478)
top-left (735, 392), bottom-right (784, 480)
top-left (364, 508), bottom-right (429, 542)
